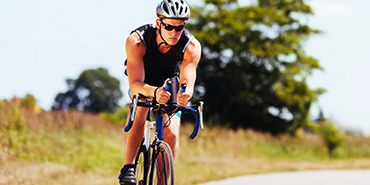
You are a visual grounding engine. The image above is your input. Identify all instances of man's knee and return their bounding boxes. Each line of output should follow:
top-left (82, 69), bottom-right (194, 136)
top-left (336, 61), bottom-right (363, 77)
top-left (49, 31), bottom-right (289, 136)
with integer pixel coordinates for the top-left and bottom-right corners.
top-left (164, 129), bottom-right (178, 142)
top-left (164, 120), bottom-right (180, 144)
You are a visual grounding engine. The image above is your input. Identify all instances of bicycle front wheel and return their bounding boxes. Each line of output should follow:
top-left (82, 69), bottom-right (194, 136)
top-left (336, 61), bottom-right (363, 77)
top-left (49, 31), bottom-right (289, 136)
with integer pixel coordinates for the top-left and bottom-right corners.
top-left (135, 142), bottom-right (150, 185)
top-left (149, 141), bottom-right (175, 185)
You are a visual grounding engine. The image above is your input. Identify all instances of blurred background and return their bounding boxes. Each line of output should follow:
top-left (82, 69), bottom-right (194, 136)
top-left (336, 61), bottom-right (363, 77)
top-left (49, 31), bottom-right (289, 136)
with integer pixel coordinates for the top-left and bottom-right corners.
top-left (1, 0), bottom-right (370, 134)
top-left (1, 0), bottom-right (370, 184)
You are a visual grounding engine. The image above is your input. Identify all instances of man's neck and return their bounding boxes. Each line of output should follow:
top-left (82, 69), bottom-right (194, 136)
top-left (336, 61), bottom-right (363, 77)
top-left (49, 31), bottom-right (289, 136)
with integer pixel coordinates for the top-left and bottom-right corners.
top-left (156, 30), bottom-right (172, 53)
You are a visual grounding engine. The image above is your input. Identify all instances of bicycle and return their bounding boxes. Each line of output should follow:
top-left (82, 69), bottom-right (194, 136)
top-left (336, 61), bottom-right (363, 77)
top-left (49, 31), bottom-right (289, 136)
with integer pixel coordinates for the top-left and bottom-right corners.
top-left (124, 80), bottom-right (204, 185)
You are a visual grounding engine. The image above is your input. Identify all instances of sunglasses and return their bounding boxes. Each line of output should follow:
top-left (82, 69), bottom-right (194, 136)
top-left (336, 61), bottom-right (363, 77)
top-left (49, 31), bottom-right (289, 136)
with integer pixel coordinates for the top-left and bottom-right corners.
top-left (160, 20), bottom-right (185, 32)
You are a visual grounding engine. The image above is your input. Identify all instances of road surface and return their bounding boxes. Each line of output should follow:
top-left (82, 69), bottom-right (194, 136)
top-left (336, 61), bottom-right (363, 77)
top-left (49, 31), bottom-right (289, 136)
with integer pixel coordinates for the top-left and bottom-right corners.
top-left (199, 170), bottom-right (370, 185)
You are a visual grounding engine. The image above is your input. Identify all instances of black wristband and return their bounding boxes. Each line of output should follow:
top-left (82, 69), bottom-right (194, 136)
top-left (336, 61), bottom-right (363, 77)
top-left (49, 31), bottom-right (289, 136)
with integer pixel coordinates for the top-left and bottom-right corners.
top-left (154, 87), bottom-right (160, 100)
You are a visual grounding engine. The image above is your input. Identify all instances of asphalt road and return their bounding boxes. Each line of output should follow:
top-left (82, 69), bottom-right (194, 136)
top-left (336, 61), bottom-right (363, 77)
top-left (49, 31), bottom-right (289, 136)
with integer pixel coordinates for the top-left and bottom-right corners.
top-left (199, 170), bottom-right (370, 185)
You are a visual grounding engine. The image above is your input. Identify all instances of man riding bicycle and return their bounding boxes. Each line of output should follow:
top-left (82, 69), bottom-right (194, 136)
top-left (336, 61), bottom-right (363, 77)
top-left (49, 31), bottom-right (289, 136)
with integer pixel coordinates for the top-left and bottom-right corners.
top-left (118, 0), bottom-right (201, 184)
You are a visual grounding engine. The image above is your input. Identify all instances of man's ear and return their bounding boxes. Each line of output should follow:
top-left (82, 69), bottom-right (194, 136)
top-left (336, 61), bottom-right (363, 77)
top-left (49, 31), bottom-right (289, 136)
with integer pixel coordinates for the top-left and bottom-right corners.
top-left (156, 19), bottom-right (161, 28)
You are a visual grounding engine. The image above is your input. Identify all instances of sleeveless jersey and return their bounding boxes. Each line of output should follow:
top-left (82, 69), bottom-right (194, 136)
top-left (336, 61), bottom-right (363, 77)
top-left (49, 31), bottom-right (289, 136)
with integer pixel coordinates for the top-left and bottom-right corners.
top-left (128, 24), bottom-right (194, 87)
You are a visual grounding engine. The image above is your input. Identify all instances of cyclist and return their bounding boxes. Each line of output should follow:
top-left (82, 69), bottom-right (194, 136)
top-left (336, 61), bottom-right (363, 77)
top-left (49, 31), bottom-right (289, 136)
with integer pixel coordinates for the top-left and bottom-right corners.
top-left (118, 0), bottom-right (201, 184)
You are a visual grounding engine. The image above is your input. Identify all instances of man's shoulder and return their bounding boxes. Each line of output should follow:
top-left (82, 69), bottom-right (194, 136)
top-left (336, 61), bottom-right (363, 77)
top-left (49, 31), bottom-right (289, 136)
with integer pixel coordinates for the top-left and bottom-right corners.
top-left (179, 29), bottom-right (200, 53)
top-left (182, 30), bottom-right (201, 60)
top-left (129, 24), bottom-right (157, 51)
top-left (133, 24), bottom-right (157, 35)
top-left (182, 29), bottom-right (194, 40)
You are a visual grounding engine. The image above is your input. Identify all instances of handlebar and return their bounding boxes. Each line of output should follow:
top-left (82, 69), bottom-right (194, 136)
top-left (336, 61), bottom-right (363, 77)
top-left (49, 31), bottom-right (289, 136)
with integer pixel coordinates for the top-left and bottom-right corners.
top-left (176, 102), bottom-right (204, 139)
top-left (124, 81), bottom-right (204, 139)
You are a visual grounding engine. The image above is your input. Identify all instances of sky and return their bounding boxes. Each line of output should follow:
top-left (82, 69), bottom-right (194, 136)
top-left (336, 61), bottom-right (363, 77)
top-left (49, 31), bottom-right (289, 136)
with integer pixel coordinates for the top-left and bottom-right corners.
top-left (305, 0), bottom-right (370, 135)
top-left (1, 0), bottom-right (369, 135)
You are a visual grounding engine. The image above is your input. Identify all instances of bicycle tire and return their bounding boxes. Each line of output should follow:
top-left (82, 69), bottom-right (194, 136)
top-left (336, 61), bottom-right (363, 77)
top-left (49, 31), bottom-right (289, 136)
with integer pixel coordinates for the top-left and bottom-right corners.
top-left (135, 141), bottom-right (150, 185)
top-left (149, 141), bottom-right (175, 185)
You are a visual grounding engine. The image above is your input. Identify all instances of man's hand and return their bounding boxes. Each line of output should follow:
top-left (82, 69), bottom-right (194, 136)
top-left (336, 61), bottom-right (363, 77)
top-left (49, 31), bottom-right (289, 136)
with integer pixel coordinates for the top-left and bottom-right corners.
top-left (177, 80), bottom-right (190, 107)
top-left (155, 79), bottom-right (171, 104)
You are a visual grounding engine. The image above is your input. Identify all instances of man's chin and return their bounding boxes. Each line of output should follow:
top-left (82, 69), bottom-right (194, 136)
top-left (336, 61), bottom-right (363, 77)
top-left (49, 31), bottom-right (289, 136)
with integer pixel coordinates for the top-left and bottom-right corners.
top-left (167, 39), bottom-right (180, 46)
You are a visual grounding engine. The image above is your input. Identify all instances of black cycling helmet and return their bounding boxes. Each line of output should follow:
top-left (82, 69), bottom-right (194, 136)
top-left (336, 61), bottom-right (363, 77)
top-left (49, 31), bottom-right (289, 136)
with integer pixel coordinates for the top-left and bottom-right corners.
top-left (156, 0), bottom-right (190, 20)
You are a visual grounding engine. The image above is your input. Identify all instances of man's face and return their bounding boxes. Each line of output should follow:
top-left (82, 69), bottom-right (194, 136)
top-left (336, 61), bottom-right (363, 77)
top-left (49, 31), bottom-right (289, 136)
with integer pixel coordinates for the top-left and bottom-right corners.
top-left (157, 18), bottom-right (186, 46)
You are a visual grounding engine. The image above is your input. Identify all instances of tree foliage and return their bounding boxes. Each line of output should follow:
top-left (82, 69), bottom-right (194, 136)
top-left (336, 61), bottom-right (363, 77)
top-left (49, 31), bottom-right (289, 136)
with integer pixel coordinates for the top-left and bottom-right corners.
top-left (20, 94), bottom-right (37, 109)
top-left (52, 67), bottom-right (122, 113)
top-left (188, 0), bottom-right (325, 134)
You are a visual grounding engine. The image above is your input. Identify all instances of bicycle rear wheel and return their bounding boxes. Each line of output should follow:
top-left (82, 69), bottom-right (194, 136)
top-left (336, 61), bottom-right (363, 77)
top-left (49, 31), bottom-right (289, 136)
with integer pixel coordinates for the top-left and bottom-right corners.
top-left (135, 141), bottom-right (150, 185)
top-left (149, 141), bottom-right (175, 185)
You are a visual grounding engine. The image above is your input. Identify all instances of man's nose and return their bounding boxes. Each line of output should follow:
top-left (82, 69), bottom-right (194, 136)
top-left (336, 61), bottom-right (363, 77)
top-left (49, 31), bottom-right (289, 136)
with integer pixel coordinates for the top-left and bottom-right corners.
top-left (170, 29), bottom-right (180, 35)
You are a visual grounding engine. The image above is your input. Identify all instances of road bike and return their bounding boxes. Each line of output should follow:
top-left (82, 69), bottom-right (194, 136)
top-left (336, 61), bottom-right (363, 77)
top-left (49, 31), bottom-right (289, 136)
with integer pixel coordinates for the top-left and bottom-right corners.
top-left (124, 81), bottom-right (204, 185)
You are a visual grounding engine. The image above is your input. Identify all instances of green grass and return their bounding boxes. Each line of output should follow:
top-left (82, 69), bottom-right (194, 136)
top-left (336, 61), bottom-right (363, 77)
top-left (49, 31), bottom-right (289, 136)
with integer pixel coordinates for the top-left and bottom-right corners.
top-left (1, 100), bottom-right (370, 185)
top-left (0, 100), bottom-right (125, 175)
top-left (25, 128), bottom-right (124, 172)
top-left (175, 125), bottom-right (370, 184)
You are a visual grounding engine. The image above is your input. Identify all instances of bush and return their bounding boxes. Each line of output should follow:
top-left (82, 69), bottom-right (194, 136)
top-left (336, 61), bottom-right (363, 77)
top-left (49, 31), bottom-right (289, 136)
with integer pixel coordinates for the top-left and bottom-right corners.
top-left (100, 106), bottom-right (130, 124)
top-left (20, 94), bottom-right (42, 113)
top-left (0, 101), bottom-right (29, 158)
top-left (319, 121), bottom-right (346, 157)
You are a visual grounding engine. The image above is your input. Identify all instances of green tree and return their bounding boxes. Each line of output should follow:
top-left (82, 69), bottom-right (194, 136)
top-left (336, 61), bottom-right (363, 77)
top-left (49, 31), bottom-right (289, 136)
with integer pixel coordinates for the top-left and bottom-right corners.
top-left (188, 0), bottom-right (325, 133)
top-left (20, 94), bottom-right (37, 109)
top-left (52, 67), bottom-right (122, 113)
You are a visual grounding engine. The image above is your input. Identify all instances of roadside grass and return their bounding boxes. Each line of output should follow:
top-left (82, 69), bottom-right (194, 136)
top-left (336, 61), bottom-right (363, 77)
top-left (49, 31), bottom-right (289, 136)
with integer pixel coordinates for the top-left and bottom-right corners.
top-left (0, 100), bottom-right (125, 175)
top-left (176, 125), bottom-right (370, 184)
top-left (1, 100), bottom-right (370, 185)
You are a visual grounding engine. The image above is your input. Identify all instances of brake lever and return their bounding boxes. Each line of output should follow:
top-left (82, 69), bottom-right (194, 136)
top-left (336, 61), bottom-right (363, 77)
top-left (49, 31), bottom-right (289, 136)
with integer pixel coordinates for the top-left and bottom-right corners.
top-left (198, 101), bottom-right (204, 129)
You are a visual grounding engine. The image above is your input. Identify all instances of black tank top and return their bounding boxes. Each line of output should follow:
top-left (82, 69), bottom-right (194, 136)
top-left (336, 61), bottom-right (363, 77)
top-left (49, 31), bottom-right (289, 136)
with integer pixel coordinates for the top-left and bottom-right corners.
top-left (128, 24), bottom-right (193, 87)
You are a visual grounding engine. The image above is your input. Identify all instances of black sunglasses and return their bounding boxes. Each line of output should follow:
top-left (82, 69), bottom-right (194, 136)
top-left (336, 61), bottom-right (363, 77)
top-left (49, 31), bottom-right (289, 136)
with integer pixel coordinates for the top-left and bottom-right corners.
top-left (160, 20), bottom-right (185, 32)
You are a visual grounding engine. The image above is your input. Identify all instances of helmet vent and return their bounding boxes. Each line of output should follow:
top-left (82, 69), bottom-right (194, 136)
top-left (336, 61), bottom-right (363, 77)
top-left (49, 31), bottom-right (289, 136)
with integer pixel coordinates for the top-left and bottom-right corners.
top-left (175, 2), bottom-right (179, 10)
top-left (179, 6), bottom-right (183, 14)
top-left (171, 6), bottom-right (176, 15)
top-left (163, 4), bottom-right (169, 14)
